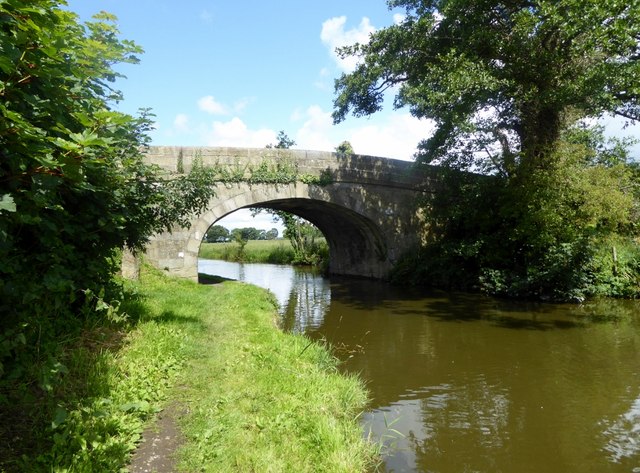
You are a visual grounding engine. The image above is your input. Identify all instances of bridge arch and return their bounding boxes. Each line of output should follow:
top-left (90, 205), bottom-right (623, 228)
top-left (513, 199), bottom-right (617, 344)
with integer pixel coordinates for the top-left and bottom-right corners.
top-left (190, 182), bottom-right (389, 277)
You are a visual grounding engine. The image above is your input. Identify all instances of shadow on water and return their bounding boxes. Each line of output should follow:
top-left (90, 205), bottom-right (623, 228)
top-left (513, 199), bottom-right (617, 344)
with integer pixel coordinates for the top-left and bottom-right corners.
top-left (328, 276), bottom-right (639, 331)
top-left (198, 272), bottom-right (235, 285)
top-left (396, 294), bottom-right (587, 331)
top-left (197, 259), bottom-right (640, 336)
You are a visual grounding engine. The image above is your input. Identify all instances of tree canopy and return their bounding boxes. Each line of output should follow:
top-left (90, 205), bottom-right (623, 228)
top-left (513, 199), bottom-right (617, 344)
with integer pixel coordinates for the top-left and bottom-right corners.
top-left (333, 0), bottom-right (640, 176)
top-left (334, 0), bottom-right (640, 299)
top-left (266, 130), bottom-right (296, 149)
top-left (230, 227), bottom-right (277, 241)
top-left (205, 225), bottom-right (231, 242)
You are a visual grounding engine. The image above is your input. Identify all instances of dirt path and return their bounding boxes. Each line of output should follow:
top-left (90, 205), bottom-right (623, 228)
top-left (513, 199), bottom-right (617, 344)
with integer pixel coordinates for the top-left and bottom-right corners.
top-left (128, 403), bottom-right (186, 473)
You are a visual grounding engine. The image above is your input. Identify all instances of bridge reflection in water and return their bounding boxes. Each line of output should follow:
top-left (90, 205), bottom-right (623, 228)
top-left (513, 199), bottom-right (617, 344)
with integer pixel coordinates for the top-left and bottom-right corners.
top-left (199, 258), bottom-right (640, 473)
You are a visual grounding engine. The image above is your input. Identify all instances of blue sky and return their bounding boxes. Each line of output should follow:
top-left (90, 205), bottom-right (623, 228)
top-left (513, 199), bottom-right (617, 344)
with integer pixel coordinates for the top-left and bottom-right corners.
top-left (65, 0), bottom-right (435, 231)
top-left (65, 1), bottom-right (639, 232)
top-left (65, 0), bottom-right (430, 159)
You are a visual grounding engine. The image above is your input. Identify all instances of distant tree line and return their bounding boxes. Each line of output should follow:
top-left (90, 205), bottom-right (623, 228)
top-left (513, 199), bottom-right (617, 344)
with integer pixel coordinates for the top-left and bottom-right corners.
top-left (204, 225), bottom-right (279, 243)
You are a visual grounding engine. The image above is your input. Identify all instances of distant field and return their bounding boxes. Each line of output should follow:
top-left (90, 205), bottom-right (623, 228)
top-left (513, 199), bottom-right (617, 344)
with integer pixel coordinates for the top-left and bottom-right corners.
top-left (199, 239), bottom-right (296, 264)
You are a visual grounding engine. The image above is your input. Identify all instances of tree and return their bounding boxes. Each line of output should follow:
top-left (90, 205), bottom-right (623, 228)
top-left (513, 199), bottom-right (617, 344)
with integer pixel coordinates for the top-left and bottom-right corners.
top-left (260, 130), bottom-right (324, 261)
top-left (231, 228), bottom-right (249, 261)
top-left (335, 140), bottom-right (354, 157)
top-left (231, 227), bottom-right (263, 241)
top-left (265, 228), bottom-right (279, 240)
top-left (334, 1), bottom-right (640, 299)
top-left (333, 0), bottom-right (640, 177)
top-left (269, 211), bottom-right (325, 264)
top-left (205, 225), bottom-right (230, 242)
top-left (266, 130), bottom-right (296, 149)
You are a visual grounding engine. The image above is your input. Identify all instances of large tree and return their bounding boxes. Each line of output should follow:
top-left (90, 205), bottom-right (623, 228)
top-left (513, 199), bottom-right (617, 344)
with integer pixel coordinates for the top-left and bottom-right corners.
top-left (205, 225), bottom-right (231, 242)
top-left (333, 0), bottom-right (640, 176)
top-left (334, 0), bottom-right (640, 299)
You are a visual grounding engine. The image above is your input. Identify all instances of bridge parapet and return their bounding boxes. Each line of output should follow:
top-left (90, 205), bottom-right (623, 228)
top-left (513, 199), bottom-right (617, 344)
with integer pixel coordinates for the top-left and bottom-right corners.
top-left (144, 146), bottom-right (439, 191)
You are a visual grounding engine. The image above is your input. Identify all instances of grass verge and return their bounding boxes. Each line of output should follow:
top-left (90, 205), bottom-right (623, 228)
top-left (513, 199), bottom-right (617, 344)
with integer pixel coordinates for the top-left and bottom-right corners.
top-left (5, 267), bottom-right (377, 472)
top-left (199, 240), bottom-right (296, 264)
top-left (169, 271), bottom-right (377, 472)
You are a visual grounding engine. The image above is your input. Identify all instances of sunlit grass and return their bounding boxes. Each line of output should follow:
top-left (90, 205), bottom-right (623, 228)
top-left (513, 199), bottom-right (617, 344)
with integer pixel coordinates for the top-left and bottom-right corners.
top-left (10, 275), bottom-right (200, 471)
top-left (171, 277), bottom-right (377, 472)
top-left (199, 239), bottom-right (328, 266)
top-left (11, 266), bottom-right (377, 471)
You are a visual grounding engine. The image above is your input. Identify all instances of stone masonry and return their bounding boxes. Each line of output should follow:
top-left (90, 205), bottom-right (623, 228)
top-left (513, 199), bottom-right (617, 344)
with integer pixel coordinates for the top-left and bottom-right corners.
top-left (128, 146), bottom-right (440, 280)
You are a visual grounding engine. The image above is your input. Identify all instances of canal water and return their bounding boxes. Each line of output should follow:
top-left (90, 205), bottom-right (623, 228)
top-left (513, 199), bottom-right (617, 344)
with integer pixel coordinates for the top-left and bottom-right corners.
top-left (198, 259), bottom-right (640, 473)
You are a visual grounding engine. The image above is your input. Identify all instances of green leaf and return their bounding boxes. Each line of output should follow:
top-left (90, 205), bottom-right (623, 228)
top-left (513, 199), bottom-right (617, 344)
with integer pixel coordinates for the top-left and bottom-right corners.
top-left (0, 194), bottom-right (16, 212)
top-left (119, 400), bottom-right (150, 413)
top-left (69, 130), bottom-right (108, 147)
top-left (51, 407), bottom-right (67, 429)
top-left (0, 56), bottom-right (14, 74)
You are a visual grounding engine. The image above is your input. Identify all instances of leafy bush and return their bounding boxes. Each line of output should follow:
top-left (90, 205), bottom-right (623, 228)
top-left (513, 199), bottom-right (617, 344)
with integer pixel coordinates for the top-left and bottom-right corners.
top-left (0, 1), bottom-right (216, 460)
top-left (392, 127), bottom-right (640, 301)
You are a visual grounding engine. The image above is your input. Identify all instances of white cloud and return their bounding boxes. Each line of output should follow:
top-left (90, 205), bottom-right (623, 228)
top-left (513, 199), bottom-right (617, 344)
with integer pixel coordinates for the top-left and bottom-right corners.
top-left (198, 95), bottom-right (228, 115)
top-left (293, 105), bottom-right (335, 151)
top-left (346, 113), bottom-right (435, 160)
top-left (215, 209), bottom-right (283, 232)
top-left (291, 105), bottom-right (433, 160)
top-left (173, 113), bottom-right (190, 133)
top-left (197, 95), bottom-right (253, 116)
top-left (203, 117), bottom-right (276, 147)
top-left (154, 114), bottom-right (191, 140)
top-left (320, 16), bottom-right (375, 72)
top-left (162, 104), bottom-right (432, 162)
top-left (233, 97), bottom-right (253, 113)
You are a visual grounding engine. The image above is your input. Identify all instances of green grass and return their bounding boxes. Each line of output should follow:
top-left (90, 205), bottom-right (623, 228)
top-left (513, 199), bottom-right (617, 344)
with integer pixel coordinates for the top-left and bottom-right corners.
top-left (7, 267), bottom-right (378, 472)
top-left (199, 239), bottom-right (329, 267)
top-left (199, 240), bottom-right (296, 264)
top-left (6, 276), bottom-right (200, 472)
top-left (169, 272), bottom-right (377, 472)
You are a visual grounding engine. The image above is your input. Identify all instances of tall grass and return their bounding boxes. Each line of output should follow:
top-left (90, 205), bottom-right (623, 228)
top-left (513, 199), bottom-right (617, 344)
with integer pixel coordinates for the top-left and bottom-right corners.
top-left (3, 278), bottom-right (199, 471)
top-left (199, 240), bottom-right (296, 264)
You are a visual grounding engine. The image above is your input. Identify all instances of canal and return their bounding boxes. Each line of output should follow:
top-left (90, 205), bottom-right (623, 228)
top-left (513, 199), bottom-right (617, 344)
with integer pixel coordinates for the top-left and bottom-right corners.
top-left (199, 259), bottom-right (640, 473)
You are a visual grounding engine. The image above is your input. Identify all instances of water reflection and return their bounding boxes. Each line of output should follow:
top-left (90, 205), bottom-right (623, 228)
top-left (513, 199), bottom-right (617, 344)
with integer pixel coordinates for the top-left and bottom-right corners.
top-left (199, 259), bottom-right (295, 308)
top-left (603, 396), bottom-right (640, 465)
top-left (199, 259), bottom-right (640, 473)
top-left (198, 259), bottom-right (331, 332)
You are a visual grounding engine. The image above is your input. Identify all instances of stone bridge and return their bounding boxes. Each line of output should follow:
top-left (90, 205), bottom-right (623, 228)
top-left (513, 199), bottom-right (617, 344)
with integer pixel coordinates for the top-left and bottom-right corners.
top-left (135, 146), bottom-right (442, 280)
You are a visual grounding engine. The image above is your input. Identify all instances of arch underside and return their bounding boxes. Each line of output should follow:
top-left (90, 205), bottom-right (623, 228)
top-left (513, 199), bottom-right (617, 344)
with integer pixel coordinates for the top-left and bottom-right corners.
top-left (248, 198), bottom-right (388, 277)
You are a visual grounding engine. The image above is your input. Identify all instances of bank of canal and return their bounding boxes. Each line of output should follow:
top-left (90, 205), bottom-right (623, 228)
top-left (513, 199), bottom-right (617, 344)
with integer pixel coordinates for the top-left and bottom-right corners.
top-left (199, 259), bottom-right (640, 473)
